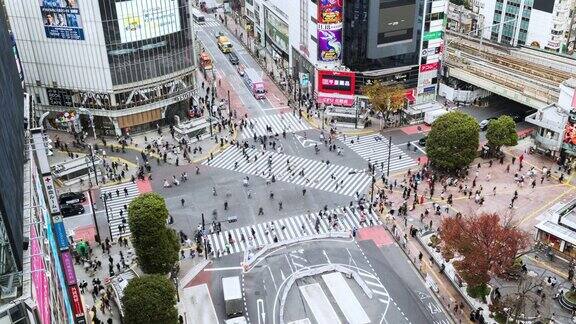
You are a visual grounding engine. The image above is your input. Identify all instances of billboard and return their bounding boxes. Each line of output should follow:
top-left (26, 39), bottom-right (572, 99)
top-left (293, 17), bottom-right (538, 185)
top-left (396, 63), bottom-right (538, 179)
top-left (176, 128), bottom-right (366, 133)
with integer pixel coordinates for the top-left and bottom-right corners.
top-left (318, 0), bottom-right (343, 24)
top-left (68, 285), bottom-right (86, 322)
top-left (419, 61), bottom-right (439, 73)
top-left (39, 0), bottom-right (85, 40)
top-left (61, 251), bottom-right (77, 285)
top-left (317, 70), bottom-right (356, 96)
top-left (317, 26), bottom-right (342, 63)
top-left (265, 8), bottom-right (289, 54)
top-left (115, 0), bottom-right (182, 44)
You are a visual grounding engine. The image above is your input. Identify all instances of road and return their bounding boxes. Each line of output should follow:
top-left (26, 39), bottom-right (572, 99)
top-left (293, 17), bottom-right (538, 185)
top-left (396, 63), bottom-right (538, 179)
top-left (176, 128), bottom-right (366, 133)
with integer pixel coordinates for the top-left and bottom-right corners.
top-left (195, 15), bottom-right (288, 118)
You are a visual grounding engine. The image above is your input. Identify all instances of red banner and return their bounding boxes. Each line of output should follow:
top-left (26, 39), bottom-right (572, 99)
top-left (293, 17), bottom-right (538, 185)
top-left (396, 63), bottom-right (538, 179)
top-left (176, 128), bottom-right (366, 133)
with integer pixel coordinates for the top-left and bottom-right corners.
top-left (68, 285), bottom-right (84, 318)
top-left (419, 62), bottom-right (439, 73)
top-left (317, 70), bottom-right (356, 96)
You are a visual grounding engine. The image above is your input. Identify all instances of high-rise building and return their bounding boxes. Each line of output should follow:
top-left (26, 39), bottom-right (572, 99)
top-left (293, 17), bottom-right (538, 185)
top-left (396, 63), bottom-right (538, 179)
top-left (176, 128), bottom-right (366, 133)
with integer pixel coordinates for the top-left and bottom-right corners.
top-left (0, 0), bottom-right (25, 295)
top-left (478, 0), bottom-right (576, 53)
top-left (5, 0), bottom-right (197, 136)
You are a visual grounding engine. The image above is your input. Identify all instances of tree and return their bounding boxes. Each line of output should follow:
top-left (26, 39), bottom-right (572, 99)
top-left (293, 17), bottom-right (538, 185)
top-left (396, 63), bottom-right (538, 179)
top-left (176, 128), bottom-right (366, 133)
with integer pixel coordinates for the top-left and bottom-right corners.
top-left (362, 82), bottom-right (406, 115)
top-left (440, 213), bottom-right (530, 289)
top-left (426, 111), bottom-right (480, 172)
top-left (122, 275), bottom-right (178, 324)
top-left (486, 115), bottom-right (518, 152)
top-left (128, 193), bottom-right (179, 274)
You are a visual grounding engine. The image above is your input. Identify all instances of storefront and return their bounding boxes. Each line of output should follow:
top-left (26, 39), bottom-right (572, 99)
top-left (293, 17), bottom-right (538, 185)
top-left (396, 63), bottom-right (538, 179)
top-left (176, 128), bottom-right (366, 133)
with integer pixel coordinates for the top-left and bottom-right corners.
top-left (263, 6), bottom-right (289, 80)
top-left (316, 70), bottom-right (366, 128)
top-left (535, 198), bottom-right (576, 258)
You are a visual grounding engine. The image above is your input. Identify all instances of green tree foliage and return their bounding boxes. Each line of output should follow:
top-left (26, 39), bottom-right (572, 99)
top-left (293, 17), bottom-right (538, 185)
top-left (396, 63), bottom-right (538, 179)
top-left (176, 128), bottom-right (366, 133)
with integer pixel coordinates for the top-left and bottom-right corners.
top-left (426, 111), bottom-right (480, 172)
top-left (486, 115), bottom-right (518, 151)
top-left (122, 275), bottom-right (178, 324)
top-left (128, 193), bottom-right (179, 274)
top-left (362, 82), bottom-right (406, 114)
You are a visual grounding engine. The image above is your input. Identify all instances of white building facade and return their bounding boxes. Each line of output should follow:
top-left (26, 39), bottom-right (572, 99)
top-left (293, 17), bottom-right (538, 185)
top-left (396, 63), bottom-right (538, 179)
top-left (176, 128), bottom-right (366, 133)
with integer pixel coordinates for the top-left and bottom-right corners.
top-left (5, 0), bottom-right (198, 136)
top-left (478, 0), bottom-right (576, 53)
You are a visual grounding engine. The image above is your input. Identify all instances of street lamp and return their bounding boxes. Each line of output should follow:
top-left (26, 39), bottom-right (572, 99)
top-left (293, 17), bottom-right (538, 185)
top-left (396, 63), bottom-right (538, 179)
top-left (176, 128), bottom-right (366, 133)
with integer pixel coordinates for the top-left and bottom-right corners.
top-left (386, 136), bottom-right (392, 177)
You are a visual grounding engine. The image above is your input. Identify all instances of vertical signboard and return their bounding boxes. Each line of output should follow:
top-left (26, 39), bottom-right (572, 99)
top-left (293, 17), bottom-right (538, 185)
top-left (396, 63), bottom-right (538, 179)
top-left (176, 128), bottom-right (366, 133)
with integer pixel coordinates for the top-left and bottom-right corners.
top-left (317, 26), bottom-right (343, 63)
top-left (39, 0), bottom-right (85, 40)
top-left (61, 251), bottom-right (77, 285)
top-left (317, 0), bottom-right (343, 65)
top-left (318, 0), bottom-right (343, 24)
top-left (53, 218), bottom-right (69, 250)
top-left (42, 175), bottom-right (60, 214)
top-left (68, 285), bottom-right (86, 323)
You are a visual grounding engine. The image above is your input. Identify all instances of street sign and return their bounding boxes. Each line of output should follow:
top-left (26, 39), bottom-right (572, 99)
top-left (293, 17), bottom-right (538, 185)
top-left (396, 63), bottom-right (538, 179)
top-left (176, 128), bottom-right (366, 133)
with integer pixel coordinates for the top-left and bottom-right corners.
top-left (423, 31), bottom-right (443, 41)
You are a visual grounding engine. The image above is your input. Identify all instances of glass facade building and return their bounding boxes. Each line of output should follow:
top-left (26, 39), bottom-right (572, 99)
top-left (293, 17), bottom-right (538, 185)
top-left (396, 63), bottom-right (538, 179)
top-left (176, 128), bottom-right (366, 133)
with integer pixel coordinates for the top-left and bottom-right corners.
top-left (6, 0), bottom-right (197, 136)
top-left (343, 0), bottom-right (425, 93)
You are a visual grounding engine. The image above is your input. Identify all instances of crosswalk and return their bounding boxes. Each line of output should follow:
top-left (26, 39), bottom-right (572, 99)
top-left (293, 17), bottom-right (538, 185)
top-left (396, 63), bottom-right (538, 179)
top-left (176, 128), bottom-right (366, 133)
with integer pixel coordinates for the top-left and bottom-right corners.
top-left (100, 182), bottom-right (140, 240)
top-left (339, 135), bottom-right (418, 174)
top-left (207, 206), bottom-right (382, 257)
top-left (203, 146), bottom-right (372, 196)
top-left (201, 20), bottom-right (220, 28)
top-left (241, 113), bottom-right (312, 139)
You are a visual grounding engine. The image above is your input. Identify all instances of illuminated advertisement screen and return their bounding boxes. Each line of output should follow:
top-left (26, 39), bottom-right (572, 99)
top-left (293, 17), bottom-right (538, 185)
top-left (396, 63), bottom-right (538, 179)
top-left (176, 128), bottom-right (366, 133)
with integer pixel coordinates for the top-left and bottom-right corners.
top-left (317, 26), bottom-right (342, 63)
top-left (39, 0), bottom-right (85, 40)
top-left (318, 0), bottom-right (343, 24)
top-left (317, 70), bottom-right (356, 96)
top-left (115, 0), bottom-right (182, 44)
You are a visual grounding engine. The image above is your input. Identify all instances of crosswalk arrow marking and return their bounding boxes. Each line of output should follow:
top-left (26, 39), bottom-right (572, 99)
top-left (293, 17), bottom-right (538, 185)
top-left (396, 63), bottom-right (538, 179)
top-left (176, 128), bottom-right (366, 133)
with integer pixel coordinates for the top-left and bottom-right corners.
top-left (294, 134), bottom-right (321, 148)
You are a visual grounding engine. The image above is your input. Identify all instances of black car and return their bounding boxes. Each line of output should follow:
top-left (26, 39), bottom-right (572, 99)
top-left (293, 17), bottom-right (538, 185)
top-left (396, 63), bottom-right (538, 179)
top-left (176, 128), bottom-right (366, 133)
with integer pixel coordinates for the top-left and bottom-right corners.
top-left (227, 52), bottom-right (239, 65)
top-left (60, 203), bottom-right (85, 217)
top-left (59, 191), bottom-right (86, 205)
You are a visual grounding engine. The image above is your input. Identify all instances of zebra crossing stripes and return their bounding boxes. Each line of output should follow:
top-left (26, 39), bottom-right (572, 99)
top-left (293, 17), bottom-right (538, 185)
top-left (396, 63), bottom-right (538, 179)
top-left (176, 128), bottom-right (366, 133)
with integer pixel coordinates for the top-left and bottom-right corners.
top-left (203, 146), bottom-right (372, 196)
top-left (339, 135), bottom-right (418, 174)
top-left (199, 18), bottom-right (220, 28)
top-left (208, 206), bottom-right (382, 257)
top-left (100, 182), bottom-right (139, 240)
top-left (241, 113), bottom-right (312, 139)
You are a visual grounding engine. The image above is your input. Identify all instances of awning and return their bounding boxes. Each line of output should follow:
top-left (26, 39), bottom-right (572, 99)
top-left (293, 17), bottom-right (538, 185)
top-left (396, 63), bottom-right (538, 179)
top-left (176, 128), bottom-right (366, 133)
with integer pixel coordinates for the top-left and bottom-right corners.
top-left (317, 93), bottom-right (355, 107)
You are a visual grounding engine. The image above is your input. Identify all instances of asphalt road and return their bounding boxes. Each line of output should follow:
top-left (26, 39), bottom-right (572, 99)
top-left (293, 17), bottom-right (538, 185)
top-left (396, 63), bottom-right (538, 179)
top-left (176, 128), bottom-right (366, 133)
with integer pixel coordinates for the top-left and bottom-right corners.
top-left (195, 17), bottom-right (278, 118)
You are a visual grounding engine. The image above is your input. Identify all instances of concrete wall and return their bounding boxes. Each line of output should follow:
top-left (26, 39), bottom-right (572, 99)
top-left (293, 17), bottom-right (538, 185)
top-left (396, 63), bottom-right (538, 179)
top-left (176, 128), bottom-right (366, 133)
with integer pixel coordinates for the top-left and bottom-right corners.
top-left (438, 83), bottom-right (491, 103)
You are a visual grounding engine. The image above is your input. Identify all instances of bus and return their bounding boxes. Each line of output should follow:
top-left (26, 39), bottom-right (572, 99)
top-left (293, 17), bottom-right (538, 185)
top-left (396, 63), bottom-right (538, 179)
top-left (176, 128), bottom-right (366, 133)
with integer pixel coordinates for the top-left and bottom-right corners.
top-left (191, 8), bottom-right (206, 25)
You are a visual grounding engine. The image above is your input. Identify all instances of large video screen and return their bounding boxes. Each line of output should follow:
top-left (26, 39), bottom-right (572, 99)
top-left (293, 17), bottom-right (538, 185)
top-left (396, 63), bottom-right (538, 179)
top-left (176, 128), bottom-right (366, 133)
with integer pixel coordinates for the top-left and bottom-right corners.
top-left (378, 0), bottom-right (416, 44)
top-left (115, 0), bottom-right (182, 43)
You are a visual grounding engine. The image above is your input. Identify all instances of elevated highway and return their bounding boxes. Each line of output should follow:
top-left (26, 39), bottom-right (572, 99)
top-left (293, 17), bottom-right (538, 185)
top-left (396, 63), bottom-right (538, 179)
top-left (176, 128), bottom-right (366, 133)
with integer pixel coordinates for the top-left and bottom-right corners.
top-left (444, 31), bottom-right (576, 109)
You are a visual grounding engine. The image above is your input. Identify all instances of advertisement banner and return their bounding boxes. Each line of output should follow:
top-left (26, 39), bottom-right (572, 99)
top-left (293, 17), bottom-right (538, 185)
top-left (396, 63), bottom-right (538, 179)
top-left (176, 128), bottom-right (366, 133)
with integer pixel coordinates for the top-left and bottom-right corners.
top-left (61, 251), bottom-right (77, 285)
top-left (54, 221), bottom-right (69, 250)
top-left (423, 31), bottom-right (443, 41)
top-left (68, 285), bottom-right (85, 319)
top-left (318, 0), bottom-right (343, 24)
top-left (420, 62), bottom-right (440, 73)
top-left (317, 27), bottom-right (342, 63)
top-left (317, 94), bottom-right (355, 107)
top-left (42, 175), bottom-right (60, 214)
top-left (30, 226), bottom-right (51, 324)
top-left (115, 0), bottom-right (181, 44)
top-left (39, 0), bottom-right (84, 40)
top-left (317, 70), bottom-right (356, 96)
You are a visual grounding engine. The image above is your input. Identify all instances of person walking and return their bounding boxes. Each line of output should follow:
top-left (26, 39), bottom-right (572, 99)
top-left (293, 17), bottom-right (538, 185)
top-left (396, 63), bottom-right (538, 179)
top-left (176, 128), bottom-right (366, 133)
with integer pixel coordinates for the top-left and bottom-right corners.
top-left (181, 198), bottom-right (185, 207)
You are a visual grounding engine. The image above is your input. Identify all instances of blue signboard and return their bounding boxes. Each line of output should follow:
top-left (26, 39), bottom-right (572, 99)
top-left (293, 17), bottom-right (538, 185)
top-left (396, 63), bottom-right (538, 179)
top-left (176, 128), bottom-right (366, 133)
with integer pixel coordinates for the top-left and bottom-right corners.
top-left (39, 0), bottom-right (85, 41)
top-left (53, 221), bottom-right (69, 250)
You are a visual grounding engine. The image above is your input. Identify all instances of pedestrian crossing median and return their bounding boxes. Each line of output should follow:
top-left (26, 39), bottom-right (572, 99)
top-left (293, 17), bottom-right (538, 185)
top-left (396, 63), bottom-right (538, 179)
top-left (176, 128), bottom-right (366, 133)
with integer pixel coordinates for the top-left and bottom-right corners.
top-left (241, 113), bottom-right (312, 139)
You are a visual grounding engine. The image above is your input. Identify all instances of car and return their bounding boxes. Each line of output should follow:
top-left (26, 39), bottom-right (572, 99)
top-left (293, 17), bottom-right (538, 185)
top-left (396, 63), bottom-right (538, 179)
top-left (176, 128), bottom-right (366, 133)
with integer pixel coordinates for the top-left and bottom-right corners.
top-left (418, 136), bottom-right (427, 146)
top-left (60, 203), bottom-right (85, 217)
top-left (479, 117), bottom-right (498, 131)
top-left (59, 191), bottom-right (86, 205)
top-left (227, 52), bottom-right (239, 65)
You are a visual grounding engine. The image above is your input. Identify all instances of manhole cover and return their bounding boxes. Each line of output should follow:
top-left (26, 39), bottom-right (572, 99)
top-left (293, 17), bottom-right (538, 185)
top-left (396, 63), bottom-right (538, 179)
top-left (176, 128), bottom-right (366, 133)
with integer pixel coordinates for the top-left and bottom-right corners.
top-left (254, 291), bottom-right (261, 296)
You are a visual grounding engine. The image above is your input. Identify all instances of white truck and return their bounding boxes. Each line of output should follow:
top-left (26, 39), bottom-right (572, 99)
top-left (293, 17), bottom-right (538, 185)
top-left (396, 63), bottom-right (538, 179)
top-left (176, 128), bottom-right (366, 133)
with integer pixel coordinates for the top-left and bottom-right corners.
top-left (222, 276), bottom-right (243, 317)
top-left (424, 109), bottom-right (449, 125)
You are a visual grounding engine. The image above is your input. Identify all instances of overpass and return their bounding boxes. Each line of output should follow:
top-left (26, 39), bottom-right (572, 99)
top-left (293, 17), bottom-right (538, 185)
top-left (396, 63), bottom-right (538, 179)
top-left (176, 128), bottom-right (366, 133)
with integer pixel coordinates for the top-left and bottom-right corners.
top-left (444, 31), bottom-right (576, 109)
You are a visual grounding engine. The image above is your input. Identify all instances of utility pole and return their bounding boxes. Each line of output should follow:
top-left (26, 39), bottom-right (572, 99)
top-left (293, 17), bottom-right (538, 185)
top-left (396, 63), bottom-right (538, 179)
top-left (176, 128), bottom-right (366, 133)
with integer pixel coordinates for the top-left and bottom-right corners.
top-left (354, 99), bottom-right (359, 129)
top-left (386, 136), bottom-right (392, 177)
top-left (101, 194), bottom-right (113, 240)
top-left (227, 90), bottom-right (231, 118)
top-left (370, 163), bottom-right (376, 203)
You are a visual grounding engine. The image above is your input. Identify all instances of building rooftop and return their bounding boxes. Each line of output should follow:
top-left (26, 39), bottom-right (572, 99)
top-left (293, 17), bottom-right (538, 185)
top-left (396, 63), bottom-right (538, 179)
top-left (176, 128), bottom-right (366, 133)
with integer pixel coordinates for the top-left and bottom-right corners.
top-left (535, 200), bottom-right (576, 246)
